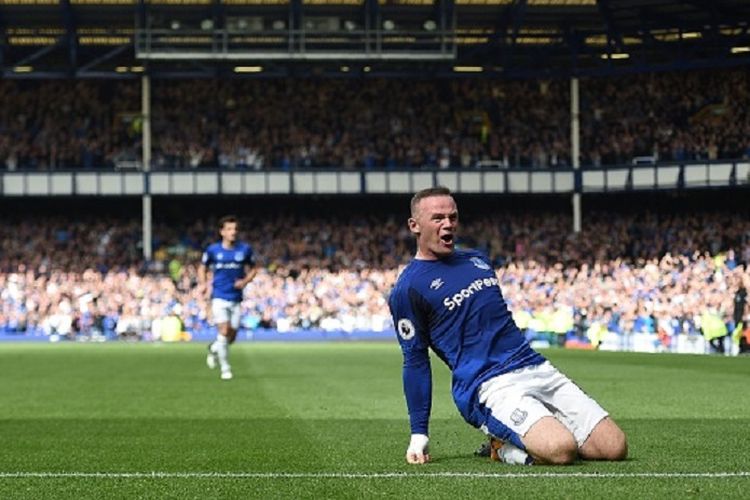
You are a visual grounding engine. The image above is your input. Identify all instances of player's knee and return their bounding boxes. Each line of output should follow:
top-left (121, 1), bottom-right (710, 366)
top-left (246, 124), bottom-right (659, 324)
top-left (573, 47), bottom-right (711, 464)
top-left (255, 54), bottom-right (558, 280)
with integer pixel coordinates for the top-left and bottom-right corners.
top-left (604, 428), bottom-right (628, 461)
top-left (583, 423), bottom-right (628, 461)
top-left (547, 436), bottom-right (578, 465)
top-left (533, 433), bottom-right (578, 465)
top-left (524, 416), bottom-right (578, 465)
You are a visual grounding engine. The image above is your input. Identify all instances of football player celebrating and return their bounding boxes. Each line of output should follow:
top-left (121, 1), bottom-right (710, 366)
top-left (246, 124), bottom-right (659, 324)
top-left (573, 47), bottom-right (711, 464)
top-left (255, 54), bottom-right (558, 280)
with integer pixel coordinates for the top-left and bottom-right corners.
top-left (388, 187), bottom-right (627, 465)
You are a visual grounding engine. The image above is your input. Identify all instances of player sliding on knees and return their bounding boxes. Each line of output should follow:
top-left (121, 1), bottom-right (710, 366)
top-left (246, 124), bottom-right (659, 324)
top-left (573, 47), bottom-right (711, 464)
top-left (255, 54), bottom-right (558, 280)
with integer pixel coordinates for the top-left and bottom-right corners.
top-left (388, 187), bottom-right (628, 465)
top-left (199, 215), bottom-right (256, 381)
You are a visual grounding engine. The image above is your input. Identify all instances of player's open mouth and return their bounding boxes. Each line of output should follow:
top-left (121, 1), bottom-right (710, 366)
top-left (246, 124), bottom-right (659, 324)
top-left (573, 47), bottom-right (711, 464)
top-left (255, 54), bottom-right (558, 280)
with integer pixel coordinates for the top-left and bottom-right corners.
top-left (440, 234), bottom-right (454, 245)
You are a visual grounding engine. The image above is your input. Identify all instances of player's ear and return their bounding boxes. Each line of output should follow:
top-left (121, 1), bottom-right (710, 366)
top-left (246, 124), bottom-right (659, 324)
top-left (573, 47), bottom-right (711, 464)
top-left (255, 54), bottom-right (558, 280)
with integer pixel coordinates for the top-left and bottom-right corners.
top-left (408, 217), bottom-right (420, 235)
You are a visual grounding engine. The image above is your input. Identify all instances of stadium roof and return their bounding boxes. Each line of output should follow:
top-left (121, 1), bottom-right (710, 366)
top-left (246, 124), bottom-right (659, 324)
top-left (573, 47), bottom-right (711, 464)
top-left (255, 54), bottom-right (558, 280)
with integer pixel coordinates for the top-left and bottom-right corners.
top-left (1, 0), bottom-right (748, 78)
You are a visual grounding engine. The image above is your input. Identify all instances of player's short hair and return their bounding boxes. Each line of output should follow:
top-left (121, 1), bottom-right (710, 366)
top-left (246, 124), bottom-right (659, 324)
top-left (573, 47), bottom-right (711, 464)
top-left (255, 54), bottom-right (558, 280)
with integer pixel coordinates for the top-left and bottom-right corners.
top-left (410, 186), bottom-right (452, 217)
top-left (218, 214), bottom-right (238, 230)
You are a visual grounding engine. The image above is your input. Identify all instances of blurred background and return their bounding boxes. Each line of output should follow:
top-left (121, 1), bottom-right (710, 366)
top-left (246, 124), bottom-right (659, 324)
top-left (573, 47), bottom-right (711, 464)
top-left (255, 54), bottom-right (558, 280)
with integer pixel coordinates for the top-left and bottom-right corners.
top-left (0, 0), bottom-right (748, 355)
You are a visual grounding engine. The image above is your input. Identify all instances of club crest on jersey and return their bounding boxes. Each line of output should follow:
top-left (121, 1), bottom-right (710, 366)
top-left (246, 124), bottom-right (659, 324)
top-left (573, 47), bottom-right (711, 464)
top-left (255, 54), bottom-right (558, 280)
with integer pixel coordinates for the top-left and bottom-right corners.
top-left (430, 278), bottom-right (444, 290)
top-left (511, 408), bottom-right (528, 426)
top-left (217, 252), bottom-right (223, 259)
top-left (397, 319), bottom-right (415, 340)
top-left (234, 252), bottom-right (244, 262)
top-left (471, 257), bottom-right (490, 270)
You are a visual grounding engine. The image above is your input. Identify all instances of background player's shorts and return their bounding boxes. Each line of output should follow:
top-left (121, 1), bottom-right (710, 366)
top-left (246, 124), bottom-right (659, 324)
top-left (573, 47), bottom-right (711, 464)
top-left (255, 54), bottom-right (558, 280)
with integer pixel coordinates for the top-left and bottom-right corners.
top-left (211, 298), bottom-right (241, 329)
top-left (477, 361), bottom-right (608, 447)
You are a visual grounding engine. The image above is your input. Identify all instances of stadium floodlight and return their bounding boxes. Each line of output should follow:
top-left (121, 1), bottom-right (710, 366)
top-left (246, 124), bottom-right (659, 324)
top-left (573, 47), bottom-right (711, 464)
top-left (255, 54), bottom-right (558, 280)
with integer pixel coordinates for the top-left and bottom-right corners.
top-left (731, 46), bottom-right (750, 54)
top-left (383, 20), bottom-right (395, 31)
top-left (423, 20), bottom-right (437, 31)
top-left (363, 65), bottom-right (371, 72)
top-left (453, 65), bottom-right (483, 72)
top-left (201, 19), bottom-right (214, 31)
top-left (272, 20), bottom-right (286, 30)
top-left (234, 66), bottom-right (263, 72)
top-left (343, 20), bottom-right (357, 31)
top-left (340, 65), bottom-right (350, 72)
top-left (600, 52), bottom-right (629, 59)
top-left (170, 20), bottom-right (181, 30)
top-left (13, 66), bottom-right (33, 73)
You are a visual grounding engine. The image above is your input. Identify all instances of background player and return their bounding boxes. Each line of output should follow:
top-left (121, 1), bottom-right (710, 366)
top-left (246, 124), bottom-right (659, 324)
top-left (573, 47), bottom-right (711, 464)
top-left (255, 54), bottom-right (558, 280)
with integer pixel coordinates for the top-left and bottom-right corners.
top-left (388, 186), bottom-right (627, 465)
top-left (199, 215), bottom-right (256, 380)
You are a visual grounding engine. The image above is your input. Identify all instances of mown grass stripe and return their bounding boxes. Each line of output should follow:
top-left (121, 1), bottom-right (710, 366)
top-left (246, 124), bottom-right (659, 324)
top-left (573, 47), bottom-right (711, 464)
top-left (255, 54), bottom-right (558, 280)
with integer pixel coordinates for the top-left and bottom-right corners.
top-left (1, 472), bottom-right (749, 479)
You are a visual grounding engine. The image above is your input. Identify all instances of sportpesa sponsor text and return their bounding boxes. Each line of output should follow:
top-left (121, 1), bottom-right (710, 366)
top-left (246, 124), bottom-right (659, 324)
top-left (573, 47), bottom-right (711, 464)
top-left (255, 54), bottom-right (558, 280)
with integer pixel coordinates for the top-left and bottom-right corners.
top-left (443, 277), bottom-right (499, 311)
top-left (214, 262), bottom-right (244, 270)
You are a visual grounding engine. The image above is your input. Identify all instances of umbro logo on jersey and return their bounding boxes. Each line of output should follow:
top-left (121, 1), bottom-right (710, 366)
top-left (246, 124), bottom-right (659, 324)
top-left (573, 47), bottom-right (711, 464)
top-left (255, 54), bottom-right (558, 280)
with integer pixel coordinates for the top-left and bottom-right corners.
top-left (430, 278), bottom-right (444, 290)
top-left (471, 256), bottom-right (490, 270)
top-left (234, 252), bottom-right (244, 262)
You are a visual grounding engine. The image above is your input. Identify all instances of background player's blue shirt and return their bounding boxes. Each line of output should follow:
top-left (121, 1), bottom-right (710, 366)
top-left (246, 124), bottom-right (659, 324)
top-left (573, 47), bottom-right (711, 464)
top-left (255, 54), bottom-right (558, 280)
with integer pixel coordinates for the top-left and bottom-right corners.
top-left (388, 249), bottom-right (545, 435)
top-left (201, 241), bottom-right (254, 303)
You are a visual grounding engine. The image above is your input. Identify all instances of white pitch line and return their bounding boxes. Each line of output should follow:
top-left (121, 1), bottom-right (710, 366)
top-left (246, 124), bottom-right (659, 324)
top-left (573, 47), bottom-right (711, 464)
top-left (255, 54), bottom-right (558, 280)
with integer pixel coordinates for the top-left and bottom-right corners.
top-left (1, 472), bottom-right (749, 479)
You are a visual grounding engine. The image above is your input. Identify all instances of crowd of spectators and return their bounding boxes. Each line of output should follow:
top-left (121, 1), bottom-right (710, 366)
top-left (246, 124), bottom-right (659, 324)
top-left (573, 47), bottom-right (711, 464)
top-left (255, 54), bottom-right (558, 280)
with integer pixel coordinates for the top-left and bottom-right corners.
top-left (582, 70), bottom-right (750, 165)
top-left (0, 80), bottom-right (140, 170)
top-left (1, 68), bottom-right (749, 171)
top-left (1, 206), bottom-right (748, 353)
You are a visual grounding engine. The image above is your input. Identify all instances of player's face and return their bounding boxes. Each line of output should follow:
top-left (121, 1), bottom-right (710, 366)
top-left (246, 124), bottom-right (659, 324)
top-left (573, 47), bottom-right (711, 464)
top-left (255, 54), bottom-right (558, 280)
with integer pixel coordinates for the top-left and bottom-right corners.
top-left (409, 195), bottom-right (458, 260)
top-left (220, 221), bottom-right (238, 245)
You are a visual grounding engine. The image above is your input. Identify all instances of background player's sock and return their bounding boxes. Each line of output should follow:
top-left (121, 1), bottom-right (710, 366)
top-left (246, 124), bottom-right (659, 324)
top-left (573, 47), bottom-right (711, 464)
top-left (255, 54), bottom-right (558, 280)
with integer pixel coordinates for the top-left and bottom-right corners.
top-left (215, 335), bottom-right (230, 372)
top-left (206, 343), bottom-right (218, 369)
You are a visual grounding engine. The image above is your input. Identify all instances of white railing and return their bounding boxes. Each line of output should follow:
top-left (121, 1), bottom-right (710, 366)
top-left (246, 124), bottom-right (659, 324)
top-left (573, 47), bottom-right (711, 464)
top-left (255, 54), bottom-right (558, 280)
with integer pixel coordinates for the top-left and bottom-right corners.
top-left (1, 161), bottom-right (748, 197)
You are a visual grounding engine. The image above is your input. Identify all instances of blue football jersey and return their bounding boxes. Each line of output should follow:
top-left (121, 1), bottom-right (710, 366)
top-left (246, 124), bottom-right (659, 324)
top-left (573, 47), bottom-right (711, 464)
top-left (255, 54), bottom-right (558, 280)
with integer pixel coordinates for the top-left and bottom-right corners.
top-left (201, 242), bottom-right (255, 302)
top-left (388, 249), bottom-right (545, 435)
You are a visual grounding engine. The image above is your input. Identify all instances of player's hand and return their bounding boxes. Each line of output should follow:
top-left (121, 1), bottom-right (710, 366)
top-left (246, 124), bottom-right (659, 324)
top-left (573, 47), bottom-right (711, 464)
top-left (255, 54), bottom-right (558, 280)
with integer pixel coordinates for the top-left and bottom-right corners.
top-left (406, 434), bottom-right (430, 464)
top-left (234, 279), bottom-right (244, 289)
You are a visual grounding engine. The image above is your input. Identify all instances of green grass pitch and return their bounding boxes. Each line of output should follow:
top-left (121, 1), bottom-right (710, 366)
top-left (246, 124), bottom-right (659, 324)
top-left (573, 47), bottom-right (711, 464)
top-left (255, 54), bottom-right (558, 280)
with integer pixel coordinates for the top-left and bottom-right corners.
top-left (0, 342), bottom-right (748, 499)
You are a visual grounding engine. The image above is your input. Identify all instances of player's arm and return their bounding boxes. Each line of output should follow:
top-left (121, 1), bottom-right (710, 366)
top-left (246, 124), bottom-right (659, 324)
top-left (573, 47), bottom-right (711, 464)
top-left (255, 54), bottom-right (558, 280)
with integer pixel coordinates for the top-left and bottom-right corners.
top-left (234, 264), bottom-right (257, 290)
top-left (402, 344), bottom-right (432, 464)
top-left (234, 246), bottom-right (257, 290)
top-left (198, 250), bottom-right (212, 300)
top-left (389, 285), bottom-right (433, 465)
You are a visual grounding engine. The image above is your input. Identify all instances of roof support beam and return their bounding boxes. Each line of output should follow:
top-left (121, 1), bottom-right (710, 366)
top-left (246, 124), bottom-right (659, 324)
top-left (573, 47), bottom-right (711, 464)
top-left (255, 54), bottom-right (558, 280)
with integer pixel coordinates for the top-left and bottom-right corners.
top-left (501, 0), bottom-right (527, 68)
top-left (596, 0), bottom-right (624, 52)
top-left (212, 0), bottom-right (224, 30)
top-left (364, 0), bottom-right (380, 53)
top-left (77, 44), bottom-right (130, 73)
top-left (436, 0), bottom-right (455, 55)
top-left (61, 0), bottom-right (77, 75)
top-left (509, 0), bottom-right (527, 45)
top-left (14, 42), bottom-right (60, 67)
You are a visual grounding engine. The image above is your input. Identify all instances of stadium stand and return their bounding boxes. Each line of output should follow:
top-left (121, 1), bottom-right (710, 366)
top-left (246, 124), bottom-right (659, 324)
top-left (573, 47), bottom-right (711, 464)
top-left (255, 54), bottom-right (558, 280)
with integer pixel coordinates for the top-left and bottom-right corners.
top-left (1, 194), bottom-right (748, 355)
top-left (1, 0), bottom-right (749, 356)
top-left (1, 68), bottom-right (748, 171)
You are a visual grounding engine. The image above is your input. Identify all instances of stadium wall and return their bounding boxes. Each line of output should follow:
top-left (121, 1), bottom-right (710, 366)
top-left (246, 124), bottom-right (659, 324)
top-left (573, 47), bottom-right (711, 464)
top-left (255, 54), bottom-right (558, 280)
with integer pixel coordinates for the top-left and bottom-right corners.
top-left (0, 329), bottom-right (726, 356)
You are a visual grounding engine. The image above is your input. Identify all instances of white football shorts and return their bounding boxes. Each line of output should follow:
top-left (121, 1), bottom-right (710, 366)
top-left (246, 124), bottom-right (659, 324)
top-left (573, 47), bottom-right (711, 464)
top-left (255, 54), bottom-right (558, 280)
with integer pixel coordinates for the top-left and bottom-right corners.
top-left (211, 298), bottom-right (241, 330)
top-left (477, 361), bottom-right (608, 447)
